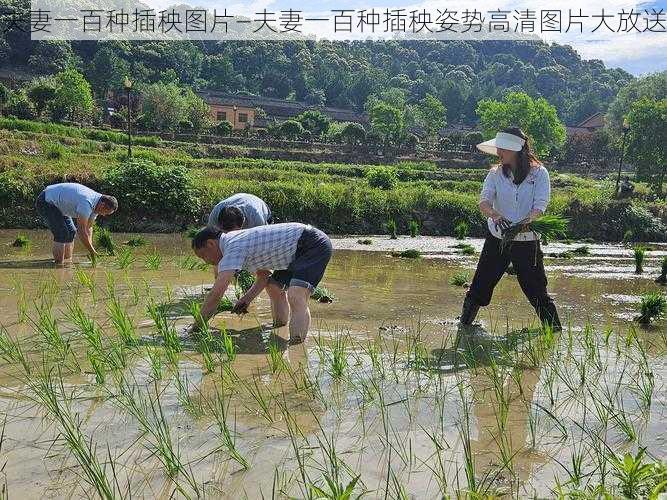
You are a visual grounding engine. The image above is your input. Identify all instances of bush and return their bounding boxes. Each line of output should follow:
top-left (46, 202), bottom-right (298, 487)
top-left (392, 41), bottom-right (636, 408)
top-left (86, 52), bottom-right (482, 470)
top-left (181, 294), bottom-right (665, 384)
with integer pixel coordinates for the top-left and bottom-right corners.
top-left (43, 141), bottom-right (67, 160)
top-left (213, 120), bottom-right (233, 136)
top-left (636, 292), bottom-right (666, 324)
top-left (103, 159), bottom-right (199, 225)
top-left (366, 166), bottom-right (398, 190)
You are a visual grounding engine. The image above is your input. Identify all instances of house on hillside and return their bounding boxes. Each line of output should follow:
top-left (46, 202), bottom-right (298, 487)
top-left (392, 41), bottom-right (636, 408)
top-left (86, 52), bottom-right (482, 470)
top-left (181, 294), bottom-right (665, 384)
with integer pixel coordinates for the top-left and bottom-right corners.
top-left (197, 90), bottom-right (368, 130)
top-left (566, 112), bottom-right (605, 137)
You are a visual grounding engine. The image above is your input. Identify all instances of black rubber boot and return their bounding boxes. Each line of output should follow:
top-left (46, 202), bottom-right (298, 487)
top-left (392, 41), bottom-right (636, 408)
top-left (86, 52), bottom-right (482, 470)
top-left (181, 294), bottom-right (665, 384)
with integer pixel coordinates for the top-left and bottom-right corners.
top-left (537, 301), bottom-right (562, 332)
top-left (459, 294), bottom-right (480, 325)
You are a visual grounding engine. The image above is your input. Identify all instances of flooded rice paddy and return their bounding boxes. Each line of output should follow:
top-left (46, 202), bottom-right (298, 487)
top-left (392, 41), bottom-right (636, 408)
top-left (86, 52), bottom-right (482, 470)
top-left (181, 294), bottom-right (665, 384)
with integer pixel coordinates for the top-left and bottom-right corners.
top-left (0, 230), bottom-right (665, 498)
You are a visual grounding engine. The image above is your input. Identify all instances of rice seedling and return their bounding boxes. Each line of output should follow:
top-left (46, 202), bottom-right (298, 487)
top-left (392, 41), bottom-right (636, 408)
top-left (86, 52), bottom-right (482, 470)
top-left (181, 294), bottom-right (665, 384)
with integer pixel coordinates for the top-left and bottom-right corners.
top-left (34, 300), bottom-right (77, 369)
top-left (27, 367), bottom-right (121, 500)
top-left (107, 295), bottom-right (138, 347)
top-left (125, 236), bottom-right (147, 247)
top-left (634, 245), bottom-right (646, 274)
top-left (571, 245), bottom-right (590, 255)
top-left (500, 215), bottom-right (569, 252)
top-left (449, 271), bottom-right (469, 287)
top-left (113, 379), bottom-right (201, 496)
top-left (241, 375), bottom-right (274, 423)
top-left (146, 347), bottom-right (163, 380)
top-left (178, 255), bottom-right (208, 271)
top-left (312, 286), bottom-right (335, 303)
top-left (145, 249), bottom-right (162, 270)
top-left (457, 243), bottom-right (476, 255)
top-left (635, 292), bottom-right (666, 325)
top-left (356, 238), bottom-right (372, 245)
top-left (74, 268), bottom-right (97, 299)
top-left (146, 300), bottom-right (181, 360)
top-left (11, 234), bottom-right (30, 248)
top-left (184, 227), bottom-right (199, 239)
top-left (387, 219), bottom-right (398, 239)
top-left (208, 386), bottom-right (250, 470)
top-left (66, 300), bottom-right (103, 354)
top-left (0, 324), bottom-right (31, 374)
top-left (329, 335), bottom-right (348, 379)
top-left (454, 220), bottom-right (468, 240)
top-left (174, 370), bottom-right (204, 418)
top-left (94, 226), bottom-right (116, 255)
top-left (115, 247), bottom-right (134, 269)
top-left (234, 270), bottom-right (255, 297)
top-left (391, 249), bottom-right (421, 259)
top-left (655, 255), bottom-right (667, 284)
top-left (266, 339), bottom-right (287, 373)
top-left (409, 220), bottom-right (419, 238)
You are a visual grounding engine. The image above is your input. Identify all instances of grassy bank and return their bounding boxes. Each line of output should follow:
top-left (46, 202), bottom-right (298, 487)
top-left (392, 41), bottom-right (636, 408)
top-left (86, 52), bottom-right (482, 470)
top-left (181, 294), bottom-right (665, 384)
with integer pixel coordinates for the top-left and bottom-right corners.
top-left (0, 120), bottom-right (665, 241)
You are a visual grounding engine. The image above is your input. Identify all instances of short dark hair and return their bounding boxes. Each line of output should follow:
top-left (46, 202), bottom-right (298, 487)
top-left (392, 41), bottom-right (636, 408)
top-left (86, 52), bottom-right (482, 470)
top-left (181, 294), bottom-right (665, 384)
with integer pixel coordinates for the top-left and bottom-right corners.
top-left (191, 227), bottom-right (222, 249)
top-left (219, 206), bottom-right (245, 231)
top-left (99, 195), bottom-right (118, 211)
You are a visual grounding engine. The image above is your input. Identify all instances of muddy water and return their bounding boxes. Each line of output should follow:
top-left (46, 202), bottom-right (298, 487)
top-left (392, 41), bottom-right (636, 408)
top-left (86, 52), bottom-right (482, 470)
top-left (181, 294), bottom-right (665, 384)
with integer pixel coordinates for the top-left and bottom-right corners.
top-left (0, 230), bottom-right (665, 498)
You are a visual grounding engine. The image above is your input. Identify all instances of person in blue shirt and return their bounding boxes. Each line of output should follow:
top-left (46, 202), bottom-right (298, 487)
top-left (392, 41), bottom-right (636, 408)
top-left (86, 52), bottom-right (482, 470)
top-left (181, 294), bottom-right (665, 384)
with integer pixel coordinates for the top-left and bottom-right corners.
top-left (35, 183), bottom-right (118, 266)
top-left (459, 127), bottom-right (561, 331)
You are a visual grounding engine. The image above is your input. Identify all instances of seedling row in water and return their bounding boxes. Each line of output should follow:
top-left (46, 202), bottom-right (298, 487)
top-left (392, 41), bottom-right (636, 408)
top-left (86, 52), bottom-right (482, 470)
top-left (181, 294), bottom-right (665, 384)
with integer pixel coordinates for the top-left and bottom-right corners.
top-left (0, 266), bottom-right (664, 498)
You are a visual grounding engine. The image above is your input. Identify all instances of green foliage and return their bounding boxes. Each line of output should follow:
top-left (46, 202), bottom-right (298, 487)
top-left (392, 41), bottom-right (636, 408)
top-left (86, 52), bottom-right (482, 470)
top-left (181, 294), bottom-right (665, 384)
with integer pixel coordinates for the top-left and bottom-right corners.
top-left (296, 110), bottom-right (330, 137)
top-left (634, 245), bottom-right (646, 274)
top-left (626, 97), bottom-right (667, 197)
top-left (636, 292), bottom-right (666, 324)
top-left (409, 220), bottom-right (419, 237)
top-left (312, 286), bottom-right (335, 303)
top-left (104, 159), bottom-right (199, 223)
top-left (235, 270), bottom-right (255, 297)
top-left (43, 141), bottom-right (67, 160)
top-left (449, 271), bottom-right (470, 287)
top-left (476, 91), bottom-right (567, 157)
top-left (276, 119), bottom-right (304, 140)
top-left (5, 90), bottom-right (36, 119)
top-left (392, 249), bottom-right (421, 259)
top-left (365, 166), bottom-right (397, 190)
top-left (369, 101), bottom-right (404, 144)
top-left (386, 219), bottom-right (398, 239)
top-left (125, 236), bottom-right (147, 247)
top-left (213, 120), bottom-right (233, 136)
top-left (11, 234), bottom-right (30, 248)
top-left (94, 227), bottom-right (116, 255)
top-left (454, 220), bottom-right (469, 240)
top-left (51, 69), bottom-right (95, 123)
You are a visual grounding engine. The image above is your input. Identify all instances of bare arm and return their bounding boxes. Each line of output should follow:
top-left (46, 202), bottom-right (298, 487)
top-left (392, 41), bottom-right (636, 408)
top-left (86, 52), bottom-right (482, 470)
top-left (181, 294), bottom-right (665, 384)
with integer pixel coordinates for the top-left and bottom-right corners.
top-left (76, 218), bottom-right (97, 257)
top-left (238, 270), bottom-right (270, 306)
top-left (200, 270), bottom-right (235, 323)
top-left (479, 201), bottom-right (504, 222)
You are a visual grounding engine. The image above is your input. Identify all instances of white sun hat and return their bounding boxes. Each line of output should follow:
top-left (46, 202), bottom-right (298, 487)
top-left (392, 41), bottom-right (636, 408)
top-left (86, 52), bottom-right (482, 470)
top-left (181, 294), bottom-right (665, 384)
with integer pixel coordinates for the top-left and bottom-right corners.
top-left (476, 131), bottom-right (526, 155)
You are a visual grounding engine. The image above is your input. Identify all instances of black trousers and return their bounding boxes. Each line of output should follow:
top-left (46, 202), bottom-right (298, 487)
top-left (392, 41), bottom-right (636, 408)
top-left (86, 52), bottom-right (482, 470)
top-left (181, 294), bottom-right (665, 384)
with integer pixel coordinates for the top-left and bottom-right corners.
top-left (465, 233), bottom-right (561, 329)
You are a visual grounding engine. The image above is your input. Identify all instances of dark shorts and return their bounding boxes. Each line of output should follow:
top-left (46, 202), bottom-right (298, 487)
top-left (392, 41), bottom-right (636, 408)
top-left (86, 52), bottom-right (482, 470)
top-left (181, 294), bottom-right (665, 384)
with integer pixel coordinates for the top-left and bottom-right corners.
top-left (269, 226), bottom-right (333, 292)
top-left (35, 191), bottom-right (77, 243)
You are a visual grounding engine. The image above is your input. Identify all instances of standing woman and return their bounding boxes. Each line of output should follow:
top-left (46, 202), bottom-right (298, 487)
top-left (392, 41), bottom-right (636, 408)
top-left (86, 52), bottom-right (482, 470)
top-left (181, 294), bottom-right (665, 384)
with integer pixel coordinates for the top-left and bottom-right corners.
top-left (459, 127), bottom-right (561, 330)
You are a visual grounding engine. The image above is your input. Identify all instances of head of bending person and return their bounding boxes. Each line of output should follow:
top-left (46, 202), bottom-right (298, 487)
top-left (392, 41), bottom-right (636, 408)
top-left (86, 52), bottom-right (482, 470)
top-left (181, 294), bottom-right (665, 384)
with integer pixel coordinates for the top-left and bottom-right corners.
top-left (95, 195), bottom-right (119, 216)
top-left (218, 206), bottom-right (245, 232)
top-left (192, 227), bottom-right (223, 265)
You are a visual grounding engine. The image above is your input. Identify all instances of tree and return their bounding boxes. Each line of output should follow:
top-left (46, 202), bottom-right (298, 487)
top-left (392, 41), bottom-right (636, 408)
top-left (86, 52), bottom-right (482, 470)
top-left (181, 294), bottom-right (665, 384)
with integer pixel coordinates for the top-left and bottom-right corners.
top-left (26, 77), bottom-right (57, 118)
top-left (339, 123), bottom-right (366, 145)
top-left (413, 93), bottom-right (446, 146)
top-left (296, 110), bottom-right (330, 137)
top-left (87, 46), bottom-right (129, 97)
top-left (5, 90), bottom-right (35, 119)
top-left (369, 101), bottom-right (404, 146)
top-left (626, 97), bottom-right (667, 197)
top-left (0, 83), bottom-right (9, 115)
top-left (607, 72), bottom-right (667, 133)
top-left (28, 41), bottom-right (78, 74)
top-left (50, 69), bottom-right (95, 122)
top-left (139, 82), bottom-right (184, 131)
top-left (182, 88), bottom-right (211, 132)
top-left (476, 91), bottom-right (566, 157)
top-left (213, 120), bottom-right (233, 136)
top-left (276, 120), bottom-right (305, 140)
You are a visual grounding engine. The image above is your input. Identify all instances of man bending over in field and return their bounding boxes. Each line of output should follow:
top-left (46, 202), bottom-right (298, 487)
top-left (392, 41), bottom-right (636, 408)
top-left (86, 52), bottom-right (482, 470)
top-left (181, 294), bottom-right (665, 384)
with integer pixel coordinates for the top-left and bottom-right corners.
top-left (190, 223), bottom-right (332, 343)
top-left (35, 182), bottom-right (118, 266)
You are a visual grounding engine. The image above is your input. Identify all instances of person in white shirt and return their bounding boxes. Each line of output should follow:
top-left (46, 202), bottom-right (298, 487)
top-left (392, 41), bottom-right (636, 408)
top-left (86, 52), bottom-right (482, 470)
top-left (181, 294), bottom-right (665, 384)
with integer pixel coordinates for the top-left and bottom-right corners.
top-left (459, 127), bottom-right (561, 331)
top-left (35, 183), bottom-right (118, 266)
top-left (190, 223), bottom-right (332, 343)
